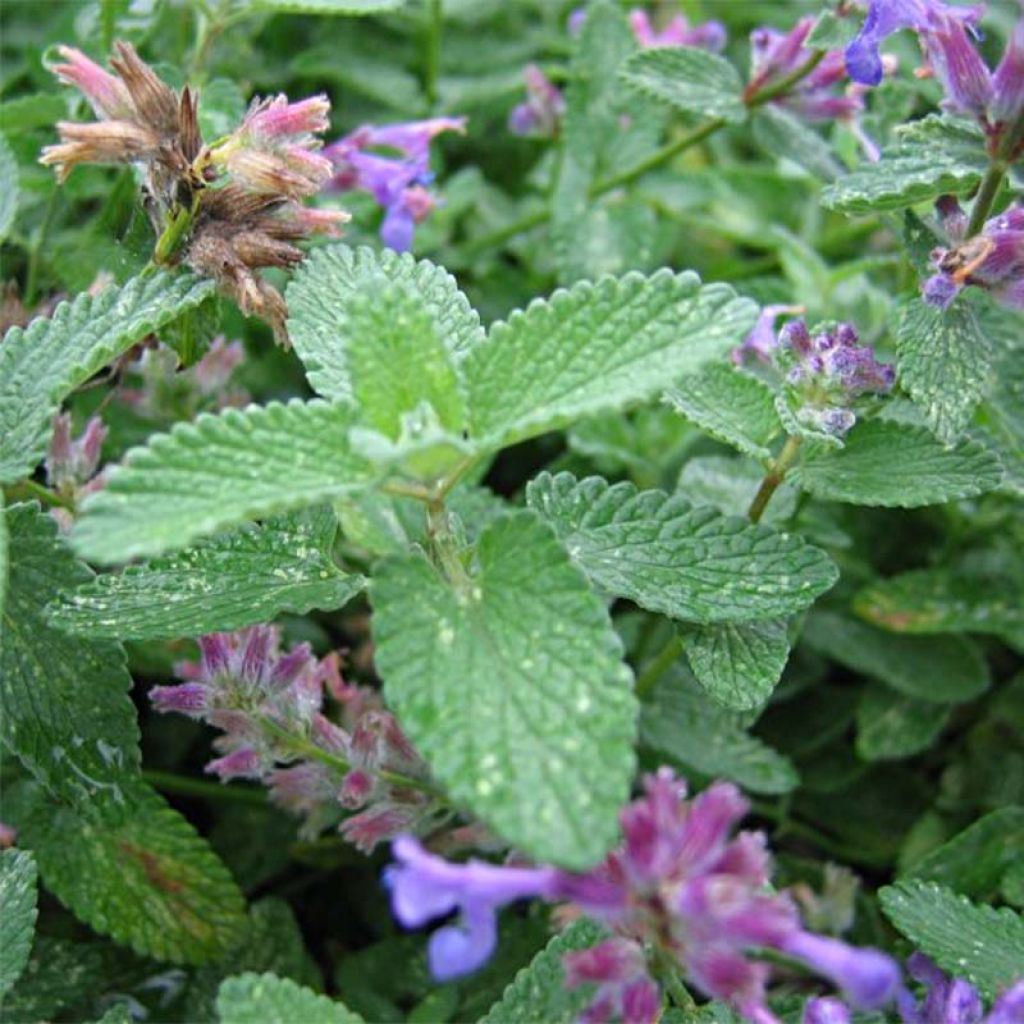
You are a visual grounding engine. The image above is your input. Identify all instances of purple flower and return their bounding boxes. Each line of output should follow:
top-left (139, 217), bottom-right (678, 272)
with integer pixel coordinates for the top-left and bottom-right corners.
top-left (45, 413), bottom-right (107, 491)
top-left (898, 954), bottom-right (1024, 1024)
top-left (564, 938), bottom-right (661, 1024)
top-left (803, 996), bottom-right (852, 1024)
top-left (733, 304), bottom-right (805, 363)
top-left (325, 117), bottom-right (465, 251)
top-left (628, 9), bottom-right (726, 52)
top-left (509, 64), bottom-right (565, 138)
top-left (781, 932), bottom-right (903, 1009)
top-left (924, 203), bottom-right (1024, 311)
top-left (844, 0), bottom-right (985, 88)
top-left (386, 835), bottom-right (559, 980)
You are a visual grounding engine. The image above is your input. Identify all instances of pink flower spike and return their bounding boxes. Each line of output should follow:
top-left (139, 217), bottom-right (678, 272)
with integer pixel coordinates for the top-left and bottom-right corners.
top-left (52, 45), bottom-right (132, 120)
top-left (150, 683), bottom-right (209, 716)
top-left (248, 94), bottom-right (331, 139)
top-left (206, 747), bottom-right (264, 781)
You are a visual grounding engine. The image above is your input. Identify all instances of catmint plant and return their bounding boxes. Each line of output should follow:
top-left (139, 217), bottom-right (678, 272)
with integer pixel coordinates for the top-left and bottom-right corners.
top-left (0, 1), bottom-right (1021, 1021)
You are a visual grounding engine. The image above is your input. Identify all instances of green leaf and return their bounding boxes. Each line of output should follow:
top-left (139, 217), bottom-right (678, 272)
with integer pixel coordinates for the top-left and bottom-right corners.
top-left (976, 300), bottom-right (1024, 496)
top-left (855, 684), bottom-right (950, 761)
top-left (197, 79), bottom-right (247, 140)
top-left (479, 918), bottom-right (605, 1024)
top-left (0, 272), bottom-right (215, 484)
top-left (9, 780), bottom-right (247, 966)
top-left (0, 936), bottom-right (107, 1023)
top-left (641, 671), bottom-right (798, 794)
top-left (677, 455), bottom-right (798, 525)
top-left (879, 881), bottom-right (1024, 999)
top-left (372, 511), bottom-right (636, 868)
top-left (822, 115), bottom-right (988, 214)
top-left (905, 807), bottom-right (1024, 902)
top-left (683, 618), bottom-right (790, 711)
top-left (665, 364), bottom-right (782, 460)
top-left (71, 400), bottom-right (376, 564)
top-left (0, 491), bottom-right (7, 622)
top-left (802, 610), bottom-right (989, 702)
top-left (897, 297), bottom-right (992, 443)
top-left (465, 272), bottom-right (757, 449)
top-left (0, 850), bottom-right (37, 998)
top-left (1, 504), bottom-right (140, 817)
top-left (752, 106), bottom-right (843, 182)
top-left (796, 419), bottom-right (1003, 506)
top-left (252, 0), bottom-right (404, 12)
top-left (49, 507), bottom-right (363, 640)
top-left (854, 567), bottom-right (1024, 638)
top-left (286, 245), bottom-right (481, 410)
top-left (620, 47), bottom-right (746, 123)
top-left (527, 473), bottom-right (837, 624)
top-left (216, 973), bottom-right (364, 1024)
top-left (0, 132), bottom-right (18, 244)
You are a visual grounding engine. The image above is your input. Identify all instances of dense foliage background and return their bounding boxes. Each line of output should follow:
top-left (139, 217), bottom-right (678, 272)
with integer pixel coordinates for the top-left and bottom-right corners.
top-left (0, 1), bottom-right (1022, 1022)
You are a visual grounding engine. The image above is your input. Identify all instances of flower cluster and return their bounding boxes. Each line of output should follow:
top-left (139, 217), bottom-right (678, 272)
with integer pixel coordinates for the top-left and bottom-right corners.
top-left (42, 43), bottom-right (346, 341)
top-left (324, 117), bottom-right (465, 251)
top-left (924, 199), bottom-right (1024, 311)
top-left (745, 16), bottom-right (876, 150)
top-left (736, 317), bottom-right (895, 438)
top-left (897, 953), bottom-right (1024, 1024)
top-left (386, 769), bottom-right (903, 1023)
top-left (45, 413), bottom-right (108, 530)
top-left (627, 8), bottom-right (726, 51)
top-left (151, 625), bottom-right (436, 850)
top-left (846, 0), bottom-right (1024, 160)
top-left (509, 65), bottom-right (566, 139)
top-left (118, 336), bottom-right (250, 422)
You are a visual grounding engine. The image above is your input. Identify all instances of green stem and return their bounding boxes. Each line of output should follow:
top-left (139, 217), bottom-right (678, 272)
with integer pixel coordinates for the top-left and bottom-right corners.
top-left (3, 479), bottom-right (73, 510)
top-left (747, 435), bottom-right (803, 524)
top-left (744, 49), bottom-right (826, 107)
top-left (143, 768), bottom-right (267, 805)
top-left (634, 635), bottom-right (683, 700)
top-left (24, 187), bottom-right (60, 307)
top-left (258, 716), bottom-right (444, 799)
top-left (651, 947), bottom-right (697, 1011)
top-left (423, 0), bottom-right (443, 109)
top-left (966, 161), bottom-right (1006, 238)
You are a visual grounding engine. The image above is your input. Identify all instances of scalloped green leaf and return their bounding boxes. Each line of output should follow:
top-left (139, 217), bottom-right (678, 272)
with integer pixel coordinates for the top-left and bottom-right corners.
top-left (526, 472), bottom-right (837, 624)
top-left (802, 609), bottom-right (990, 702)
top-left (286, 245), bottom-right (481, 408)
top-left (905, 807), bottom-right (1024, 901)
top-left (71, 400), bottom-right (376, 564)
top-left (0, 272), bottom-right (215, 484)
top-left (0, 850), bottom-right (37, 998)
top-left (752, 105), bottom-right (842, 181)
top-left (665, 364), bottom-right (782, 460)
top-left (898, 297), bottom-right (992, 443)
top-left (855, 684), bottom-right (950, 761)
top-left (822, 115), bottom-right (989, 214)
top-left (372, 511), bottom-right (637, 868)
top-left (479, 918), bottom-right (606, 1024)
top-left (620, 47), bottom-right (746, 123)
top-left (880, 881), bottom-right (1024, 999)
top-left (854, 566), bottom-right (1024, 638)
top-left (640, 671), bottom-right (798, 794)
top-left (49, 507), bottom-right (363, 640)
top-left (9, 780), bottom-right (246, 966)
top-left (465, 271), bottom-right (758, 449)
top-left (796, 419), bottom-right (1003, 506)
top-left (216, 973), bottom-right (364, 1024)
top-left (683, 618), bottom-right (790, 711)
top-left (1, 504), bottom-right (140, 818)
top-left (0, 132), bottom-right (17, 244)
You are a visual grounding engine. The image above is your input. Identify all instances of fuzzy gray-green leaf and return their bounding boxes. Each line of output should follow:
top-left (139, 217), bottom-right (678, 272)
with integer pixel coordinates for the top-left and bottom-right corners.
top-left (0, 849), bottom-right (38, 997)
top-left (216, 973), bottom-right (365, 1024)
top-left (620, 47), bottom-right (746, 123)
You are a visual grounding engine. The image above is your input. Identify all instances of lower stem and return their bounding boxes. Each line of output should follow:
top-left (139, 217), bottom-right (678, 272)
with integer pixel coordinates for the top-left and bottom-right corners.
top-left (3, 479), bottom-right (73, 510)
top-left (423, 0), bottom-right (443, 109)
top-left (143, 768), bottom-right (267, 805)
top-left (966, 161), bottom-right (1006, 237)
top-left (25, 188), bottom-right (60, 307)
top-left (634, 636), bottom-right (683, 700)
top-left (747, 435), bottom-right (803, 524)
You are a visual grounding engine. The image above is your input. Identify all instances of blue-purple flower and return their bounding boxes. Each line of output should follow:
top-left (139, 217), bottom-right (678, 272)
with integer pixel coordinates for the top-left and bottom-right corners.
top-left (846, 2), bottom-right (1024, 158)
top-left (384, 769), bottom-right (903, 1023)
top-left (628, 9), bottom-right (726, 51)
top-left (324, 116), bottom-right (466, 251)
top-left (509, 64), bottom-right (565, 138)
top-left (897, 953), bottom-right (1024, 1023)
top-left (803, 996), bottom-right (852, 1024)
top-left (924, 202), bottom-right (1024, 311)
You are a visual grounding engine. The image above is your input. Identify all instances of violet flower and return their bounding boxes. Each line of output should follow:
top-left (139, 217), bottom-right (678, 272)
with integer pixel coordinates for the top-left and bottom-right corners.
top-left (384, 770), bottom-right (902, 1023)
top-left (746, 17), bottom-right (871, 125)
top-left (847, 2), bottom-right (1024, 159)
top-left (924, 202), bottom-right (1024, 311)
top-left (898, 953), bottom-right (1024, 1023)
top-left (324, 117), bottom-right (466, 251)
top-left (386, 834), bottom-right (560, 980)
top-left (733, 304), bottom-right (806, 364)
top-left (152, 626), bottom-right (436, 849)
top-left (803, 996), bottom-right (852, 1024)
top-left (628, 9), bottom-right (726, 52)
top-left (509, 64), bottom-right (565, 138)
